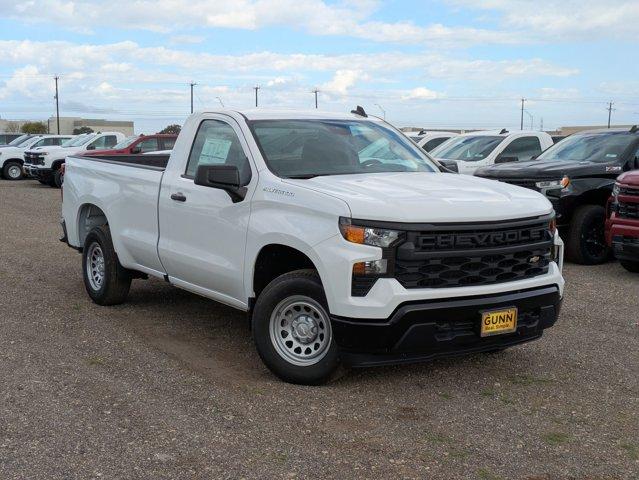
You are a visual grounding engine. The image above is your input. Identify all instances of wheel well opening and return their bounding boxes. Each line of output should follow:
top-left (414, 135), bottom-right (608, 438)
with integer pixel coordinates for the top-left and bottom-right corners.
top-left (78, 204), bottom-right (108, 246)
top-left (4, 158), bottom-right (24, 166)
top-left (576, 188), bottom-right (613, 208)
top-left (253, 245), bottom-right (316, 298)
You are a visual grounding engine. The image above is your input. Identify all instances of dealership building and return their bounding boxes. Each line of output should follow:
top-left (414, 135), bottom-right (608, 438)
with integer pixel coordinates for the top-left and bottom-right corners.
top-left (0, 117), bottom-right (134, 136)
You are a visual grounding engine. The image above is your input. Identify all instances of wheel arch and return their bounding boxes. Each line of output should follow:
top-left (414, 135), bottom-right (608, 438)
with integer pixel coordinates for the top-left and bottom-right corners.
top-left (76, 202), bottom-right (109, 248)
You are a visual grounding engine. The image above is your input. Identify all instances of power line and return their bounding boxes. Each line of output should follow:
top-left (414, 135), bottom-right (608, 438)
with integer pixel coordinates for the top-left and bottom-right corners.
top-left (189, 82), bottom-right (197, 114)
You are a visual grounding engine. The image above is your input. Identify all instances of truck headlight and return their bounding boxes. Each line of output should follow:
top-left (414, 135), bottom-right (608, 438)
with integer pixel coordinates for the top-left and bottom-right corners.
top-left (41, 152), bottom-right (48, 156)
top-left (536, 176), bottom-right (570, 190)
top-left (339, 217), bottom-right (401, 248)
top-left (612, 183), bottom-right (620, 198)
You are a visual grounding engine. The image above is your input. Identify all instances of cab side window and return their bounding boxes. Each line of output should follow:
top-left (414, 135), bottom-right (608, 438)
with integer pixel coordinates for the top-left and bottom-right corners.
top-left (185, 120), bottom-right (251, 185)
top-left (90, 135), bottom-right (118, 149)
top-left (162, 137), bottom-right (176, 150)
top-left (500, 137), bottom-right (542, 161)
top-left (137, 138), bottom-right (159, 153)
top-left (422, 137), bottom-right (449, 152)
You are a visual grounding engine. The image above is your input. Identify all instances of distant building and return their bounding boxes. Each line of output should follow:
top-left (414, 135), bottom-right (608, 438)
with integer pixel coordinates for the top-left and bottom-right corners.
top-left (47, 117), bottom-right (134, 135)
top-left (554, 125), bottom-right (635, 135)
top-left (0, 117), bottom-right (134, 135)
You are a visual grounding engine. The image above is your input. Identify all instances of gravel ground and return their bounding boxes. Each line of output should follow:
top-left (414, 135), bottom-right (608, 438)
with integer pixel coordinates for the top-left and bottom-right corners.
top-left (0, 180), bottom-right (638, 480)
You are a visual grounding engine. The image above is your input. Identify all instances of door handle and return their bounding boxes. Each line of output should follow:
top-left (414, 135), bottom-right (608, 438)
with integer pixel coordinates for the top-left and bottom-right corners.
top-left (170, 192), bottom-right (187, 202)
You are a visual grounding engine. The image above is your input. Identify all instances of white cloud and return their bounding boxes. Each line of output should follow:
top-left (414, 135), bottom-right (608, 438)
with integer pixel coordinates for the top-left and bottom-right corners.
top-left (321, 70), bottom-right (366, 95)
top-left (401, 87), bottom-right (442, 101)
top-left (449, 0), bottom-right (639, 40)
top-left (0, 0), bottom-right (523, 47)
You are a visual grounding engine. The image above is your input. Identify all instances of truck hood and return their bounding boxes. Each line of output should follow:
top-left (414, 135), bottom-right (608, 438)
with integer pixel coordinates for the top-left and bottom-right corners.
top-left (617, 170), bottom-right (639, 186)
top-left (285, 172), bottom-right (552, 223)
top-left (476, 159), bottom-right (624, 180)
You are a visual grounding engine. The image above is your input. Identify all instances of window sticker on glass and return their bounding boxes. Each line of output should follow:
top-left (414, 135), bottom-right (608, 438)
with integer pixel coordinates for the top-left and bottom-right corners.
top-left (200, 138), bottom-right (232, 165)
top-left (605, 153), bottom-right (618, 158)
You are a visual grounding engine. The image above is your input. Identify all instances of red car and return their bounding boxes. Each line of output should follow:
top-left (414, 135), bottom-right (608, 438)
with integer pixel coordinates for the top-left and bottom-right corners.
top-left (607, 169), bottom-right (639, 272)
top-left (82, 134), bottom-right (177, 156)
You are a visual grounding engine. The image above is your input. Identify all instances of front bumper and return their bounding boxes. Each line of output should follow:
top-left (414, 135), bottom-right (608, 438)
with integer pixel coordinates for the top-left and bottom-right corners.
top-left (333, 285), bottom-right (561, 367)
top-left (31, 167), bottom-right (53, 182)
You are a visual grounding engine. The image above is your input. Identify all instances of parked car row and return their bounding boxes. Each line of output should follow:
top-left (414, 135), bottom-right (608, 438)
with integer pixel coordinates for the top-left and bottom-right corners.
top-left (419, 125), bottom-right (639, 271)
top-left (0, 132), bottom-right (178, 186)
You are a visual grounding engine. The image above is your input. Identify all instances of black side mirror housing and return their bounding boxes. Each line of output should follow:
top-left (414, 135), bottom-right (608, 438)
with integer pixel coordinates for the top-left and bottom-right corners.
top-left (495, 155), bottom-right (518, 164)
top-left (86, 145), bottom-right (96, 150)
top-left (194, 164), bottom-right (247, 202)
top-left (131, 146), bottom-right (141, 154)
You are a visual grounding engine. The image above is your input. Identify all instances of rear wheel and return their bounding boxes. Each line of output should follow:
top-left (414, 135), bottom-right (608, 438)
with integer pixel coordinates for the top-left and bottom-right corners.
top-left (565, 205), bottom-right (610, 265)
top-left (2, 161), bottom-right (23, 180)
top-left (252, 270), bottom-right (340, 385)
top-left (620, 260), bottom-right (639, 273)
top-left (82, 225), bottom-right (132, 305)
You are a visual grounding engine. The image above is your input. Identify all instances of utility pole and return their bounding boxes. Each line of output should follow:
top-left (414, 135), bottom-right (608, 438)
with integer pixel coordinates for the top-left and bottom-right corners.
top-left (190, 82), bottom-right (197, 114)
top-left (312, 88), bottom-right (319, 109)
top-left (254, 85), bottom-right (260, 107)
top-left (54, 75), bottom-right (60, 134)
top-left (607, 101), bottom-right (614, 128)
top-left (520, 98), bottom-right (525, 130)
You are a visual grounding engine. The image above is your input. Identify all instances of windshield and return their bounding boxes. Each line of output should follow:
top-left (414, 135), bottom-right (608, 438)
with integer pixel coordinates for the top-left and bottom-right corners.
top-left (113, 136), bottom-right (139, 149)
top-left (536, 132), bottom-right (637, 163)
top-left (431, 135), bottom-right (502, 161)
top-left (63, 134), bottom-right (96, 147)
top-left (250, 119), bottom-right (438, 178)
top-left (8, 134), bottom-right (31, 146)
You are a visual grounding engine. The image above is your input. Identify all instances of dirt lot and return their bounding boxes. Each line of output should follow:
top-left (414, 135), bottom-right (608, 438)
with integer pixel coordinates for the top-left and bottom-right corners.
top-left (0, 180), bottom-right (638, 480)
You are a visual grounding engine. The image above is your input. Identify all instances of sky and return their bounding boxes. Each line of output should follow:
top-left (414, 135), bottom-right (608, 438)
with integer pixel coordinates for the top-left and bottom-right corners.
top-left (0, 0), bottom-right (638, 134)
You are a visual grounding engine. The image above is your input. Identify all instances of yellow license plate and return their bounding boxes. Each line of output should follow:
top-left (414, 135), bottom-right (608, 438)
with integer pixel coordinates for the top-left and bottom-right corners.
top-left (481, 307), bottom-right (518, 337)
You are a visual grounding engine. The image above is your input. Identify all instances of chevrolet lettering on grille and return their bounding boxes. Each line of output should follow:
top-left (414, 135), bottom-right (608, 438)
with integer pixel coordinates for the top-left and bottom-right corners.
top-left (419, 227), bottom-right (547, 250)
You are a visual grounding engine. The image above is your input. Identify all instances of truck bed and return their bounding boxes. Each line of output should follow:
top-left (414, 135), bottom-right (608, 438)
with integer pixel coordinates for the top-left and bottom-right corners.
top-left (75, 154), bottom-right (170, 170)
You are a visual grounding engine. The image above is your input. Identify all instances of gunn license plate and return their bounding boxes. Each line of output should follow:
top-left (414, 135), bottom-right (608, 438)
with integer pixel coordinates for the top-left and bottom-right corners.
top-left (480, 307), bottom-right (518, 337)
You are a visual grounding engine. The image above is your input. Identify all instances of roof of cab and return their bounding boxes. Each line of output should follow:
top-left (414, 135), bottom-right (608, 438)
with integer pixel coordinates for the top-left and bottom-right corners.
top-left (197, 109), bottom-right (383, 121)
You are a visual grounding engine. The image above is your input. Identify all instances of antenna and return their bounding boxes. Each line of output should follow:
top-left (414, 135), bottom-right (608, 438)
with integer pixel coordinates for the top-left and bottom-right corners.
top-left (350, 105), bottom-right (367, 117)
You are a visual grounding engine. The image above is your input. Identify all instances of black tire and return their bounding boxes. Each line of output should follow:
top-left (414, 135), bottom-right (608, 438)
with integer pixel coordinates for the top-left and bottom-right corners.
top-left (82, 225), bottom-right (132, 305)
top-left (565, 205), bottom-right (610, 265)
top-left (620, 260), bottom-right (639, 273)
top-left (37, 179), bottom-right (47, 184)
top-left (2, 161), bottom-right (23, 181)
top-left (51, 167), bottom-right (63, 188)
top-left (252, 269), bottom-right (340, 385)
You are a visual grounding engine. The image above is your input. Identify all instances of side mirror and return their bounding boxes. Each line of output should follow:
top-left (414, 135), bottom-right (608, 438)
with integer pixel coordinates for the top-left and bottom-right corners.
top-left (131, 146), bottom-right (141, 154)
top-left (495, 155), bottom-right (518, 164)
top-left (194, 164), bottom-right (247, 202)
top-left (86, 145), bottom-right (96, 150)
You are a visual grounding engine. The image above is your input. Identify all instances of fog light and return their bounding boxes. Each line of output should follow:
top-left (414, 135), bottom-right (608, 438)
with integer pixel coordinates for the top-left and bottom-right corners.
top-left (353, 259), bottom-right (388, 276)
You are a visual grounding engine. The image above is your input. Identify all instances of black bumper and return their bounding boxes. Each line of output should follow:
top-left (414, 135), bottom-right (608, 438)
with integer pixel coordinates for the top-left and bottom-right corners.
top-left (332, 285), bottom-right (561, 367)
top-left (33, 167), bottom-right (53, 181)
top-left (612, 235), bottom-right (639, 262)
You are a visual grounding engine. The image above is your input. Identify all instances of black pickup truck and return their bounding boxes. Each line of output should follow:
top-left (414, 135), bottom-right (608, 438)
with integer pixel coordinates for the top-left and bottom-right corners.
top-left (475, 127), bottom-right (639, 264)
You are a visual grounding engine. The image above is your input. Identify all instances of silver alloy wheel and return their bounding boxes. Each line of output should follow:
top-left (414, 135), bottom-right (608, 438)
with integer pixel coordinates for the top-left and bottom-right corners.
top-left (7, 165), bottom-right (21, 179)
top-left (269, 295), bottom-right (332, 366)
top-left (86, 242), bottom-right (106, 291)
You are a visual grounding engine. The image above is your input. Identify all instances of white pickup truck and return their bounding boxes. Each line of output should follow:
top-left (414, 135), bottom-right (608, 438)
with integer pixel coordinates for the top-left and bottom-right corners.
top-left (62, 109), bottom-right (565, 384)
top-left (431, 129), bottom-right (554, 175)
top-left (0, 134), bottom-right (73, 180)
top-left (24, 131), bottom-right (124, 187)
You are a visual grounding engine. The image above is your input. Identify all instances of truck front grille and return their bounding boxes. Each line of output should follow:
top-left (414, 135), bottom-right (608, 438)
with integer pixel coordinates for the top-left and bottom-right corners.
top-left (618, 201), bottom-right (639, 219)
top-left (496, 179), bottom-right (540, 192)
top-left (393, 217), bottom-right (553, 289)
top-left (24, 152), bottom-right (44, 165)
top-left (619, 186), bottom-right (639, 196)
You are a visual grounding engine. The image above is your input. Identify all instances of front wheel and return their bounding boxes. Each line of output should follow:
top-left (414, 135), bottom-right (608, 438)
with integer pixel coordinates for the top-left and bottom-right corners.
top-left (51, 167), bottom-right (63, 188)
top-left (252, 270), bottom-right (340, 385)
top-left (620, 260), bottom-right (639, 273)
top-left (2, 161), bottom-right (23, 180)
top-left (565, 205), bottom-right (610, 265)
top-left (82, 225), bottom-right (132, 305)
